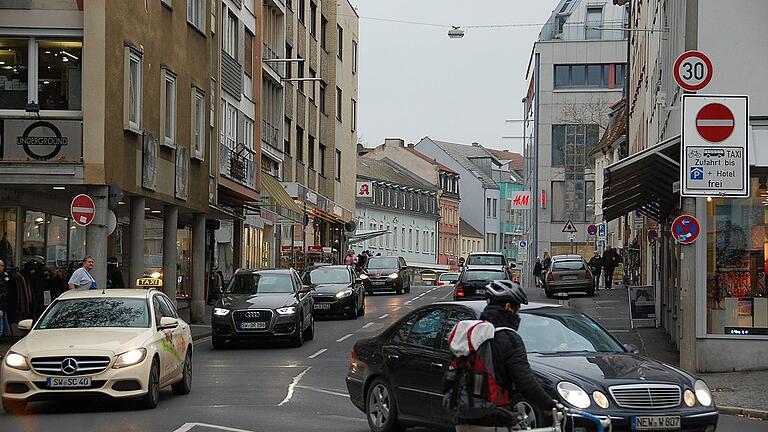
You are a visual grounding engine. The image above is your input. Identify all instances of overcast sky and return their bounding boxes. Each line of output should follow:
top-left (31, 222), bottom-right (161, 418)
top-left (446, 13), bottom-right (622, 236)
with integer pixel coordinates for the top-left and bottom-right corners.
top-left (354, 0), bottom-right (557, 153)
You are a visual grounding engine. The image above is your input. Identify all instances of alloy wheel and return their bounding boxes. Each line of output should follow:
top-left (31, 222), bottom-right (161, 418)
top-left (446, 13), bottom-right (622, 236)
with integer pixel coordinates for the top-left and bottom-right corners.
top-left (513, 400), bottom-right (537, 428)
top-left (368, 383), bottom-right (391, 430)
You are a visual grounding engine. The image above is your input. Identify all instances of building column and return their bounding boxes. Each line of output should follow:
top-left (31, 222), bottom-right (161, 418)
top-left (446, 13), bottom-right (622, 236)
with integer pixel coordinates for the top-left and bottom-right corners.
top-left (679, 197), bottom-right (697, 372)
top-left (162, 205), bottom-right (178, 306)
top-left (233, 218), bottom-right (243, 270)
top-left (130, 196), bottom-right (146, 288)
top-left (86, 185), bottom-right (109, 288)
top-left (190, 213), bottom-right (206, 323)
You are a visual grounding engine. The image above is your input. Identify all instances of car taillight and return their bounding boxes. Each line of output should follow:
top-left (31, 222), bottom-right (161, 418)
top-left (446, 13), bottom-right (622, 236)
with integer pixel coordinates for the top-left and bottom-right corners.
top-left (438, 281), bottom-right (445, 286)
top-left (349, 346), bottom-right (357, 370)
top-left (547, 272), bottom-right (554, 282)
top-left (456, 283), bottom-right (464, 297)
top-left (585, 270), bottom-right (592, 280)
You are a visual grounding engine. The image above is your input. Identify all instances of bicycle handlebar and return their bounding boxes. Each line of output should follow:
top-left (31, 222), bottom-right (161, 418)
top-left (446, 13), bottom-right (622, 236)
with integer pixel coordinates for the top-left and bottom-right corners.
top-left (539, 403), bottom-right (611, 432)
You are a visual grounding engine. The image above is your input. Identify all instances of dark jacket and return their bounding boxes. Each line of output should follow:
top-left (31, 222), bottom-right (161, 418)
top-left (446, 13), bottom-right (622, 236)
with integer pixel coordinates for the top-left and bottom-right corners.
top-left (533, 261), bottom-right (543, 277)
top-left (588, 255), bottom-right (603, 272)
top-left (603, 249), bottom-right (619, 271)
top-left (542, 256), bottom-right (552, 271)
top-left (480, 304), bottom-right (553, 410)
top-left (107, 266), bottom-right (126, 288)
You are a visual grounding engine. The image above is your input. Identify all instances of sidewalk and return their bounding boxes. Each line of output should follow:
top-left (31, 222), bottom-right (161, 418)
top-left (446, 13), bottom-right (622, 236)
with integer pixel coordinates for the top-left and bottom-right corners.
top-left (568, 285), bottom-right (768, 419)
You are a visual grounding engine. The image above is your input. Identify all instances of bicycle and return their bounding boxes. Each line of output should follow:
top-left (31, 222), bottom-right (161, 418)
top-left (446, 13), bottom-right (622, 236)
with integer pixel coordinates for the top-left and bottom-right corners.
top-left (523, 403), bottom-right (612, 432)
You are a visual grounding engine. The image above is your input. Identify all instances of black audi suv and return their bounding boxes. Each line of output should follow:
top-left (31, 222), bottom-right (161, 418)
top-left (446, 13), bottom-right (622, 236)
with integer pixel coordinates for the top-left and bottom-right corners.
top-left (301, 265), bottom-right (366, 319)
top-left (211, 269), bottom-right (315, 348)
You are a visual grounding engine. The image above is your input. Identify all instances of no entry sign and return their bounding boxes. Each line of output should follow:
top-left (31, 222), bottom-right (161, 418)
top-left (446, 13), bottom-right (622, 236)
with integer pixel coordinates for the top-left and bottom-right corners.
top-left (671, 215), bottom-right (700, 245)
top-left (696, 103), bottom-right (734, 142)
top-left (70, 194), bottom-right (96, 226)
top-left (674, 51), bottom-right (713, 92)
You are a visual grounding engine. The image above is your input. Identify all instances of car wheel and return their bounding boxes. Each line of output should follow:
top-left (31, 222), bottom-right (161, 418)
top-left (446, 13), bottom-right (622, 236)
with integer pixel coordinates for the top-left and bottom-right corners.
top-left (544, 284), bottom-right (553, 299)
top-left (395, 283), bottom-right (403, 295)
top-left (366, 378), bottom-right (405, 432)
top-left (303, 313), bottom-right (315, 341)
top-left (171, 347), bottom-right (192, 395)
top-left (2, 398), bottom-right (27, 414)
top-left (291, 314), bottom-right (305, 347)
top-left (212, 336), bottom-right (227, 350)
top-left (586, 286), bottom-right (596, 297)
top-left (139, 358), bottom-right (160, 409)
top-left (510, 396), bottom-right (548, 429)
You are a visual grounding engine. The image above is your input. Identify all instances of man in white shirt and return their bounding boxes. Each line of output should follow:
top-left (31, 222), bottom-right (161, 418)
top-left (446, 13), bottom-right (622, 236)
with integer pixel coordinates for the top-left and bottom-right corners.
top-left (68, 256), bottom-right (97, 290)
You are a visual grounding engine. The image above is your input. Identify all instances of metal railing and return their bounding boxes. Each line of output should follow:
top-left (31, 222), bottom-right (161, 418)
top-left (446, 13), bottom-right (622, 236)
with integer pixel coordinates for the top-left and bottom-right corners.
top-left (220, 144), bottom-right (256, 189)
top-left (263, 43), bottom-right (284, 77)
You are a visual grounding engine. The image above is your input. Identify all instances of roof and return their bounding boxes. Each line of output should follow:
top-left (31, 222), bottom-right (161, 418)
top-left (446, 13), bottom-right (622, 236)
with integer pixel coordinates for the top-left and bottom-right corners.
top-left (552, 254), bottom-right (585, 261)
top-left (591, 98), bottom-right (627, 156)
top-left (404, 147), bottom-right (458, 174)
top-left (357, 157), bottom-right (436, 191)
top-left (460, 218), bottom-right (483, 239)
top-left (488, 150), bottom-right (524, 172)
top-left (424, 138), bottom-right (499, 189)
top-left (234, 268), bottom-right (292, 275)
top-left (58, 289), bottom-right (155, 299)
top-left (438, 300), bottom-right (562, 315)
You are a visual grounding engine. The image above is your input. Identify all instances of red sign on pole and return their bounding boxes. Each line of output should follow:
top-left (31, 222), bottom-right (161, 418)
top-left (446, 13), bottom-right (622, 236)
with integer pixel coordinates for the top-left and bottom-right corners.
top-left (696, 103), bottom-right (735, 143)
top-left (671, 215), bottom-right (700, 245)
top-left (70, 194), bottom-right (96, 226)
top-left (673, 50), bottom-right (713, 92)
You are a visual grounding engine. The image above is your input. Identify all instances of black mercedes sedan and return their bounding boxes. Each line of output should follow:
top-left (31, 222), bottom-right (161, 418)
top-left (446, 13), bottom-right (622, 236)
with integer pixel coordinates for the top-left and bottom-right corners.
top-left (211, 269), bottom-right (315, 349)
top-left (302, 265), bottom-right (366, 319)
top-left (346, 301), bottom-right (718, 432)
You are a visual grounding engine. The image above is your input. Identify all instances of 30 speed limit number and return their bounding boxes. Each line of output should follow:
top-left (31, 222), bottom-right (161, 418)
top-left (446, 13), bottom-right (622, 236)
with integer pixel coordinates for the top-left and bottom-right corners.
top-left (673, 51), bottom-right (713, 91)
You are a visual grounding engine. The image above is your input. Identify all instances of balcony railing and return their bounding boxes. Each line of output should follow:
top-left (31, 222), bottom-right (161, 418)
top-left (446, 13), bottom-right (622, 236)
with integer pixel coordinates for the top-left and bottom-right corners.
top-left (220, 144), bottom-right (256, 189)
top-left (263, 43), bottom-right (284, 77)
top-left (262, 119), bottom-right (280, 150)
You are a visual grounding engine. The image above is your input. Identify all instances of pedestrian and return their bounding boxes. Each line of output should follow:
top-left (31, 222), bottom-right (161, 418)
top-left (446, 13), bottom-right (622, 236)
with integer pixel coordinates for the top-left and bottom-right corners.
top-left (542, 251), bottom-right (552, 272)
top-left (344, 249), bottom-right (357, 267)
top-left (0, 259), bottom-right (12, 336)
top-left (532, 257), bottom-right (543, 288)
top-left (106, 256), bottom-right (126, 288)
top-left (603, 245), bottom-right (619, 290)
top-left (68, 256), bottom-right (97, 290)
top-left (588, 250), bottom-right (603, 290)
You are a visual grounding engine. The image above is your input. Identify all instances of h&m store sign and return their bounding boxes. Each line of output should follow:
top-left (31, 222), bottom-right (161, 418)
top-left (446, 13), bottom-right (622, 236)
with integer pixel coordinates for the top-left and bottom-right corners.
top-left (1, 119), bottom-right (82, 162)
top-left (508, 191), bottom-right (531, 209)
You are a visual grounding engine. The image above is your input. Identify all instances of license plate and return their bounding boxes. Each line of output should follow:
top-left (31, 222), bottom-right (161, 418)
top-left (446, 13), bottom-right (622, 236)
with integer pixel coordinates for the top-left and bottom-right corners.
top-left (562, 275), bottom-right (578, 280)
top-left (632, 416), bottom-right (681, 431)
top-left (314, 303), bottom-right (331, 309)
top-left (371, 281), bottom-right (385, 286)
top-left (239, 321), bottom-right (267, 330)
top-left (47, 377), bottom-right (91, 388)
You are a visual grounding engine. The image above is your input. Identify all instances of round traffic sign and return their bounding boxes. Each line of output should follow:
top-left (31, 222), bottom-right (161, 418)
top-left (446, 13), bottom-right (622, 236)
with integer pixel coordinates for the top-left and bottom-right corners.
top-left (647, 228), bottom-right (658, 244)
top-left (696, 103), bottom-right (734, 143)
top-left (70, 194), bottom-right (96, 227)
top-left (587, 224), bottom-right (597, 236)
top-left (671, 215), bottom-right (700, 245)
top-left (674, 51), bottom-right (713, 92)
top-left (518, 240), bottom-right (528, 249)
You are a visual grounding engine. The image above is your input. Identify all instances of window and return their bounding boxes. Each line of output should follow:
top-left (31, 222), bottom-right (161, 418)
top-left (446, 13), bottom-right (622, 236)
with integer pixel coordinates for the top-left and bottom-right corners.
top-left (615, 63), bottom-right (626, 88)
top-left (319, 82), bottom-right (326, 113)
top-left (553, 64), bottom-right (618, 89)
top-left (408, 229), bottom-right (413, 251)
top-left (244, 30), bottom-right (254, 77)
top-left (486, 198), bottom-right (492, 217)
top-left (309, 1), bottom-right (317, 37)
top-left (337, 24), bottom-right (343, 59)
top-left (335, 86), bottom-right (343, 121)
top-left (285, 43), bottom-right (292, 79)
top-left (393, 308), bottom-right (448, 349)
top-left (416, 229), bottom-right (420, 251)
top-left (308, 135), bottom-right (315, 169)
top-left (123, 48), bottom-right (143, 131)
top-left (335, 149), bottom-right (341, 181)
top-left (351, 98), bottom-right (357, 131)
top-left (585, 7), bottom-right (603, 40)
top-left (296, 55), bottom-right (304, 93)
top-left (244, 117), bottom-right (254, 153)
top-left (309, 68), bottom-right (316, 100)
top-left (298, 0), bottom-right (305, 24)
top-left (224, 102), bottom-right (237, 149)
top-left (284, 118), bottom-right (292, 155)
top-left (552, 180), bottom-right (589, 222)
top-left (187, 0), bottom-right (205, 30)
top-left (492, 198), bottom-right (497, 218)
top-left (352, 40), bottom-right (358, 74)
top-left (224, 12), bottom-right (237, 58)
top-left (192, 87), bottom-right (205, 159)
top-left (401, 227), bottom-right (406, 251)
top-left (286, 0), bottom-right (291, 9)
top-left (296, 125), bottom-right (304, 162)
top-left (551, 124), bottom-right (600, 169)
top-left (36, 39), bottom-right (84, 111)
top-left (486, 233), bottom-right (497, 252)
top-left (161, 69), bottom-right (176, 147)
top-left (321, 16), bottom-right (328, 49)
top-left (319, 144), bottom-right (326, 176)
top-left (394, 228), bottom-right (398, 250)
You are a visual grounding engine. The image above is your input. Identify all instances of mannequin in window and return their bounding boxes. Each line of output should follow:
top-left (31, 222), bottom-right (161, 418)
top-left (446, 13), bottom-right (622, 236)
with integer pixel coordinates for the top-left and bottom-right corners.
top-left (0, 232), bottom-right (12, 267)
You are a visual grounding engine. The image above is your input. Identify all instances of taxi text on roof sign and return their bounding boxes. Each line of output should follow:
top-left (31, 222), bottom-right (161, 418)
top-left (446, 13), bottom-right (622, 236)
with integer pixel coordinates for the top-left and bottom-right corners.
top-left (136, 277), bottom-right (163, 288)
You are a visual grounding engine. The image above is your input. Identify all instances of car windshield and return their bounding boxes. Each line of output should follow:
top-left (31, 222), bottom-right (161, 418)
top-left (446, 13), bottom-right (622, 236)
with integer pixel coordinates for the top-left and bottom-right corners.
top-left (519, 311), bottom-right (624, 354)
top-left (439, 273), bottom-right (459, 282)
top-left (553, 260), bottom-right (585, 271)
top-left (227, 273), bottom-right (294, 294)
top-left (309, 267), bottom-right (351, 284)
top-left (464, 270), bottom-right (506, 281)
top-left (467, 255), bottom-right (504, 266)
top-left (367, 257), bottom-right (398, 269)
top-left (36, 298), bottom-right (150, 329)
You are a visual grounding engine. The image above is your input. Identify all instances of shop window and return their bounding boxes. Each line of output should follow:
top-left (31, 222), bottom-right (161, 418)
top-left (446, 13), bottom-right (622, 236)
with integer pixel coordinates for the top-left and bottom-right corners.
top-left (0, 210), bottom-right (18, 267)
top-left (68, 223), bottom-right (86, 264)
top-left (23, 211), bottom-right (46, 265)
top-left (46, 215), bottom-right (69, 268)
top-left (38, 40), bottom-right (82, 110)
top-left (0, 38), bottom-right (29, 110)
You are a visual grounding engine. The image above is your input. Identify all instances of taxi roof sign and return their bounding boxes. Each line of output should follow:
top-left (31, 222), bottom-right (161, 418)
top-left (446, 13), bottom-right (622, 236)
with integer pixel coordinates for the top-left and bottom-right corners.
top-left (136, 277), bottom-right (163, 288)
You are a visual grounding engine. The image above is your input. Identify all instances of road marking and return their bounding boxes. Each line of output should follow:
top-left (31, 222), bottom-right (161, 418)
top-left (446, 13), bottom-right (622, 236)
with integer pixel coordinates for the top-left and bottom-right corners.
top-left (393, 307), bottom-right (401, 311)
top-left (308, 348), bottom-right (328, 359)
top-left (336, 333), bottom-right (354, 342)
top-left (193, 336), bottom-right (211, 345)
top-left (608, 329), bottom-right (631, 333)
top-left (173, 423), bottom-right (257, 432)
top-left (362, 322), bottom-right (375, 329)
top-left (278, 366), bottom-right (312, 406)
top-left (403, 301), bottom-right (412, 305)
top-left (295, 385), bottom-right (350, 398)
top-left (379, 313), bottom-right (390, 319)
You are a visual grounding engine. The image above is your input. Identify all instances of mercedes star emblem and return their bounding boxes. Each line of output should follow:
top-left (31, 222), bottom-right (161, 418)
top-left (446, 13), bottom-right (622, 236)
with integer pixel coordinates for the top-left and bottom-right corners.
top-left (61, 357), bottom-right (78, 375)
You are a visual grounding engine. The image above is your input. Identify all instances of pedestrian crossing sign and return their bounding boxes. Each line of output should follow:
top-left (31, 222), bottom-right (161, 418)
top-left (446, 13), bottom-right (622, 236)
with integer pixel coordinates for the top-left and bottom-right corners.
top-left (562, 219), bottom-right (577, 233)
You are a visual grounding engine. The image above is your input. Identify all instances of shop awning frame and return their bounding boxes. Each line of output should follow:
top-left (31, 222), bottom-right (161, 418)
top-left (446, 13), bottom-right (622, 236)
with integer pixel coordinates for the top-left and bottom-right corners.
top-left (347, 229), bottom-right (391, 245)
top-left (260, 174), bottom-right (304, 223)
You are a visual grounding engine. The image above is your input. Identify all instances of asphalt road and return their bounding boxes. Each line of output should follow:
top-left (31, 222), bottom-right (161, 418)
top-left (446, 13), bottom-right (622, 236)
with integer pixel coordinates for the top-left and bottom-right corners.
top-left (0, 284), bottom-right (764, 432)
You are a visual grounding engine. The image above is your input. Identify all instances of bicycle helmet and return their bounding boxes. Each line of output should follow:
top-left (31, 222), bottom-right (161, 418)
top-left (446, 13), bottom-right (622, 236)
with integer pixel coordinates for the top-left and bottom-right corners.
top-left (485, 279), bottom-right (528, 305)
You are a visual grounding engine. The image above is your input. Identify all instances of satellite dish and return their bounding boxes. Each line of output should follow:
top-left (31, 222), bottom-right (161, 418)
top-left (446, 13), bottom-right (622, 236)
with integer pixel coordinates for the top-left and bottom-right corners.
top-left (344, 219), bottom-right (357, 234)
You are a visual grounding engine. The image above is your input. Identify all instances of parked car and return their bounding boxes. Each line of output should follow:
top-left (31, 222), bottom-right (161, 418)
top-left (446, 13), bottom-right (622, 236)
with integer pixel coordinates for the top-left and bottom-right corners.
top-left (454, 267), bottom-right (511, 300)
top-left (464, 252), bottom-right (515, 278)
top-left (301, 265), bottom-right (366, 319)
top-left (544, 255), bottom-right (595, 298)
top-left (363, 256), bottom-right (411, 295)
top-left (345, 301), bottom-right (718, 432)
top-left (1, 288), bottom-right (192, 413)
top-left (436, 272), bottom-right (459, 288)
top-left (211, 269), bottom-right (315, 348)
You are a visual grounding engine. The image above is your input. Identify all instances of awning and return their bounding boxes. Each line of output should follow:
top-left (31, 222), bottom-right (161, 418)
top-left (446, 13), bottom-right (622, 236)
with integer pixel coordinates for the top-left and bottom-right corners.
top-left (347, 229), bottom-right (391, 244)
top-left (260, 174), bottom-right (303, 221)
top-left (602, 135), bottom-right (680, 222)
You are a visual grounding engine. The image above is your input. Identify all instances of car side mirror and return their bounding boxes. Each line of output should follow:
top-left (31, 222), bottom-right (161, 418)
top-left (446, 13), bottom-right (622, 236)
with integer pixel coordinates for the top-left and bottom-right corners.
top-left (158, 317), bottom-right (179, 330)
top-left (17, 319), bottom-right (33, 331)
top-left (299, 285), bottom-right (313, 294)
top-left (508, 263), bottom-right (517, 269)
top-left (623, 343), bottom-right (640, 354)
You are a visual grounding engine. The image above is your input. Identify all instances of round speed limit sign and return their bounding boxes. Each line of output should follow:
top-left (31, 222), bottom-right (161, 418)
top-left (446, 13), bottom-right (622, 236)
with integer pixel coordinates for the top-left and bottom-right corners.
top-left (673, 51), bottom-right (713, 91)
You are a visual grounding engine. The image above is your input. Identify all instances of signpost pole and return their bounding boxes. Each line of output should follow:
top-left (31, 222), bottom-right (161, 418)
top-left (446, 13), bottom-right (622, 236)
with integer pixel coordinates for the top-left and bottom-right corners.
top-left (85, 186), bottom-right (108, 289)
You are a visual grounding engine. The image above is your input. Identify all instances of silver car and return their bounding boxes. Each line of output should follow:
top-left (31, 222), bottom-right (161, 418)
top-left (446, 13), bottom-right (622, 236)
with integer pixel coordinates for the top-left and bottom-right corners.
top-left (543, 255), bottom-right (595, 297)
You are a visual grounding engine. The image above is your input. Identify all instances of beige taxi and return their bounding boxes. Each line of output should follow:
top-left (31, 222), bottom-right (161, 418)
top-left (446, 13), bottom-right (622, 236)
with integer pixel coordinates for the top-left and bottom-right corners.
top-left (1, 282), bottom-right (193, 413)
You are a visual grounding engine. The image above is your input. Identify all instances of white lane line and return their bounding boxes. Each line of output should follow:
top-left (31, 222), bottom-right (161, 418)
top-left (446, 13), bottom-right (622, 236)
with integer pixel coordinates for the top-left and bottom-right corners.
top-left (362, 322), bottom-right (375, 329)
top-left (379, 313), bottom-right (390, 319)
top-left (403, 301), bottom-right (412, 305)
top-left (393, 307), bottom-right (401, 311)
top-left (278, 366), bottom-right (312, 406)
top-left (295, 385), bottom-right (350, 398)
top-left (336, 333), bottom-right (354, 342)
top-left (173, 423), bottom-right (257, 432)
top-left (194, 336), bottom-right (212, 345)
top-left (308, 348), bottom-right (328, 359)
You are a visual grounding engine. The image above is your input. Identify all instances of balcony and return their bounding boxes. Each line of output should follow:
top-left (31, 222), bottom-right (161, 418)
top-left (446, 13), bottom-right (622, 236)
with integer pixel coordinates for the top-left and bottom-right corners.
top-left (220, 144), bottom-right (256, 189)
top-left (262, 119), bottom-right (280, 150)
top-left (263, 43), bottom-right (285, 78)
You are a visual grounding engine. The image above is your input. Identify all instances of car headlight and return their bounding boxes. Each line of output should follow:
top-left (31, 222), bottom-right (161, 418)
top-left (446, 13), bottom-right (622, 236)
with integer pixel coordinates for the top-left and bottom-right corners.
top-left (592, 390), bottom-right (610, 409)
top-left (388, 272), bottom-right (399, 279)
top-left (359, 274), bottom-right (369, 280)
top-left (684, 389), bottom-right (696, 407)
top-left (694, 380), bottom-right (713, 407)
top-left (5, 352), bottom-right (30, 370)
top-left (213, 307), bottom-right (231, 316)
top-left (113, 348), bottom-right (147, 369)
top-left (557, 381), bottom-right (591, 409)
top-left (276, 306), bottom-right (296, 315)
top-left (336, 289), bottom-right (354, 299)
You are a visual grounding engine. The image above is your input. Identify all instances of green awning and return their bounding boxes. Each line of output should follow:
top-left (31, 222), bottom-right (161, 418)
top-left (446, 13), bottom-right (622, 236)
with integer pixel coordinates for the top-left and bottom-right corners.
top-left (261, 174), bottom-right (303, 221)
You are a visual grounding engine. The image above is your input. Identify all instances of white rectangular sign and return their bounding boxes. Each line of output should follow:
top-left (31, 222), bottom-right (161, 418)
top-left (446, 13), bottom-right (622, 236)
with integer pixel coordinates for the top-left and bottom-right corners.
top-left (508, 192), bottom-right (531, 209)
top-left (356, 181), bottom-right (373, 198)
top-left (681, 94), bottom-right (749, 197)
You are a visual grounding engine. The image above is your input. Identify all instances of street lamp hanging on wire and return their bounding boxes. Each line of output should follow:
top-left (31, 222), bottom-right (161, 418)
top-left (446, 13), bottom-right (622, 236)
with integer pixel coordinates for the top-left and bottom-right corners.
top-left (447, 26), bottom-right (465, 39)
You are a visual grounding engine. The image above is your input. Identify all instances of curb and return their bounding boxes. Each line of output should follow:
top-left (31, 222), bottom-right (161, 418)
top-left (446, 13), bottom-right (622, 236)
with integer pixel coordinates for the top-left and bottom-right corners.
top-left (719, 406), bottom-right (768, 420)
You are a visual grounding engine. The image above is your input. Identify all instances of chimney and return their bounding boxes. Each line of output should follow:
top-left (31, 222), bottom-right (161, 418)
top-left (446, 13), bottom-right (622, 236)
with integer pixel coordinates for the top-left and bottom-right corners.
top-left (384, 138), bottom-right (405, 147)
top-left (471, 142), bottom-right (480, 147)
top-left (407, 143), bottom-right (415, 148)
